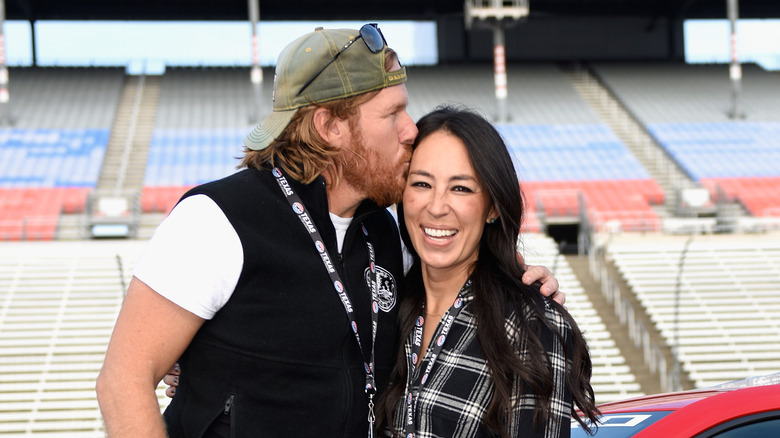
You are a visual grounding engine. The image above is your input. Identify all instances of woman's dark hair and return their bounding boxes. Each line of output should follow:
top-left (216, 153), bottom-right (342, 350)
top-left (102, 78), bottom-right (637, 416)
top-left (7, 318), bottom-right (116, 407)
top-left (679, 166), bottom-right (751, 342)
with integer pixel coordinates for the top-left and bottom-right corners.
top-left (376, 105), bottom-right (599, 436)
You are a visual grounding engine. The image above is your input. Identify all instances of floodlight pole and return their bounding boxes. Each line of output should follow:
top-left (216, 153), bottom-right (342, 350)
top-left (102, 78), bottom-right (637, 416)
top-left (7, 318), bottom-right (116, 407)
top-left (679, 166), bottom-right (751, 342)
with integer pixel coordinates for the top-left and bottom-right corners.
top-left (249, 0), bottom-right (263, 123)
top-left (464, 0), bottom-right (529, 124)
top-left (493, 25), bottom-right (508, 124)
top-left (727, 0), bottom-right (743, 119)
top-left (0, 0), bottom-right (9, 123)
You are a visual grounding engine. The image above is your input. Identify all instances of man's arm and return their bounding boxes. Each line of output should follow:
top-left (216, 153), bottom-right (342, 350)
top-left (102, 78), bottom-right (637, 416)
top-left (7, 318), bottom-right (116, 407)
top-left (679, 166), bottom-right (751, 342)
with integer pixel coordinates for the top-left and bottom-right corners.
top-left (518, 253), bottom-right (565, 306)
top-left (96, 276), bottom-right (205, 437)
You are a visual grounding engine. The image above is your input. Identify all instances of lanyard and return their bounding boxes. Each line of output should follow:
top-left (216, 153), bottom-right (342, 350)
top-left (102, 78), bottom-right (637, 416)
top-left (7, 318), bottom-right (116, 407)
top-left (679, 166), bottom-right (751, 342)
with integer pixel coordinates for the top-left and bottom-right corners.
top-left (272, 167), bottom-right (380, 436)
top-left (402, 281), bottom-right (470, 437)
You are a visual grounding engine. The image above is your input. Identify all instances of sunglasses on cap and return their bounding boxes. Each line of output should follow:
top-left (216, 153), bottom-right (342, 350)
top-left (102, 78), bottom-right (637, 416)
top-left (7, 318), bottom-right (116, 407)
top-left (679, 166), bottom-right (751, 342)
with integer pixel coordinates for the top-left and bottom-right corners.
top-left (296, 23), bottom-right (388, 96)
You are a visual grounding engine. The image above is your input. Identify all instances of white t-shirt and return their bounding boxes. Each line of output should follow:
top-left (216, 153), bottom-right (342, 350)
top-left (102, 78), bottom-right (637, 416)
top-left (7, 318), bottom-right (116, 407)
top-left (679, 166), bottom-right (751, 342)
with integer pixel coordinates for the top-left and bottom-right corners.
top-left (133, 195), bottom-right (243, 319)
top-left (330, 212), bottom-right (352, 253)
top-left (134, 195), bottom-right (411, 320)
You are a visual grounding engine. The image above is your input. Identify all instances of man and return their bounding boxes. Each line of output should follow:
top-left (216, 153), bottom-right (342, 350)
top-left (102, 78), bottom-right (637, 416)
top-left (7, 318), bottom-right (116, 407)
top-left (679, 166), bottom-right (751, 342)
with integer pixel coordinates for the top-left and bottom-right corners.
top-left (96, 24), bottom-right (561, 437)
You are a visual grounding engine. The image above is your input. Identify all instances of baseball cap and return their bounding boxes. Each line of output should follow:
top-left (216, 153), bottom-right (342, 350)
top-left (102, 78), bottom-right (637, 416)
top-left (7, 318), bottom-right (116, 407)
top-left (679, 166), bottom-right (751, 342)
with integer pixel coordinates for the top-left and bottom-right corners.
top-left (244, 24), bottom-right (408, 150)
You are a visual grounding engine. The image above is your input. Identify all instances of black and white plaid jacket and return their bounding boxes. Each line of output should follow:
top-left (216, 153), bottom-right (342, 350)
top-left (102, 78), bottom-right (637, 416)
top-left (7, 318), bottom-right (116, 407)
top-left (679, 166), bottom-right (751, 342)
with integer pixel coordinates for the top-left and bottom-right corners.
top-left (389, 284), bottom-right (573, 438)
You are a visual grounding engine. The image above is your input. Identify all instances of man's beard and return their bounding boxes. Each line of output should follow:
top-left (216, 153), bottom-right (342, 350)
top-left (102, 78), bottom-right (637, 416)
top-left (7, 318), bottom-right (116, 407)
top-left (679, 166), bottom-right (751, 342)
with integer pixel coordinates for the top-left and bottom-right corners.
top-left (340, 129), bottom-right (409, 207)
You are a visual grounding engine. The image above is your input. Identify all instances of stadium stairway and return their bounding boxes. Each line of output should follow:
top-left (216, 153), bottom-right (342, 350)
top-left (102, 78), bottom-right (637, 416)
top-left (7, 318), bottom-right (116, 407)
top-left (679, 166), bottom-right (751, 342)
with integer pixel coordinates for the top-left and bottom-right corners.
top-left (95, 75), bottom-right (159, 195)
top-left (57, 75), bottom-right (160, 239)
top-left (520, 234), bottom-right (645, 403)
top-left (562, 63), bottom-right (696, 216)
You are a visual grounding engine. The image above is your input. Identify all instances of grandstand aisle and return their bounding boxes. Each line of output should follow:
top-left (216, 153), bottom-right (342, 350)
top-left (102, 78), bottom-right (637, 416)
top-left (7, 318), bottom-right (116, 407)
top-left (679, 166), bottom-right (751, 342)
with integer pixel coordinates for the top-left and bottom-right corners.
top-left (520, 233), bottom-right (645, 403)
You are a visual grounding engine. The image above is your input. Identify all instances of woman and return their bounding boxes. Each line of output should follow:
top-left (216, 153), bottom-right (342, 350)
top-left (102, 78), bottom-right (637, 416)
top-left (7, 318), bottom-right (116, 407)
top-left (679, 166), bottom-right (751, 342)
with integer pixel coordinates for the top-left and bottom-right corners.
top-left (376, 106), bottom-right (599, 437)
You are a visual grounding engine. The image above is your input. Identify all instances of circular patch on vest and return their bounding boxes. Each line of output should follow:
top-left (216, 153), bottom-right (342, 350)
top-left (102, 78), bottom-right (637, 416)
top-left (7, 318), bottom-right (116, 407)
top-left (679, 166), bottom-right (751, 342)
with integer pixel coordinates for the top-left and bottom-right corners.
top-left (364, 265), bottom-right (397, 312)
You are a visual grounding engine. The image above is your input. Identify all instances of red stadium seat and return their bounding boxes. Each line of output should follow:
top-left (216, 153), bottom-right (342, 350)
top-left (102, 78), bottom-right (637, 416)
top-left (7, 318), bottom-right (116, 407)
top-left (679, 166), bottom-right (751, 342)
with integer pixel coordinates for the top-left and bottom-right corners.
top-left (0, 188), bottom-right (65, 241)
top-left (141, 186), bottom-right (192, 214)
top-left (62, 187), bottom-right (91, 214)
top-left (703, 177), bottom-right (780, 217)
top-left (521, 179), bottom-right (661, 232)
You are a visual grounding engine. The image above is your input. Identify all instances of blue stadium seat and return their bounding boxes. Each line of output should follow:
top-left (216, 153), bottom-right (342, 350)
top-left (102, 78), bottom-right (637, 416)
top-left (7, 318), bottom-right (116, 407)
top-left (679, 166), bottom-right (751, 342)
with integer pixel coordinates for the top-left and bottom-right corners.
top-left (0, 129), bottom-right (109, 188)
top-left (143, 128), bottom-right (245, 187)
top-left (499, 124), bottom-right (649, 182)
top-left (649, 122), bottom-right (780, 180)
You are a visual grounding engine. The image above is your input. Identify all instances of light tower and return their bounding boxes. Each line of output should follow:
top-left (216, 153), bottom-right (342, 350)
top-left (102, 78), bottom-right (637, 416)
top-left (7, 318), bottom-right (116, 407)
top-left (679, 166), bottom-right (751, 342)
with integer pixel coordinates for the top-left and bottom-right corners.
top-left (464, 0), bottom-right (529, 124)
top-left (727, 0), bottom-right (744, 119)
top-left (248, 0), bottom-right (263, 124)
top-left (0, 0), bottom-right (10, 125)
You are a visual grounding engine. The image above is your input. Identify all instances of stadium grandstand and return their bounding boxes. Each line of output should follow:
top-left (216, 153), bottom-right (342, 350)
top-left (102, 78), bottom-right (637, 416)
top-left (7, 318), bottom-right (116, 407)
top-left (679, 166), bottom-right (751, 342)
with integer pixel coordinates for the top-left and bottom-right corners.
top-left (1, 0), bottom-right (779, 435)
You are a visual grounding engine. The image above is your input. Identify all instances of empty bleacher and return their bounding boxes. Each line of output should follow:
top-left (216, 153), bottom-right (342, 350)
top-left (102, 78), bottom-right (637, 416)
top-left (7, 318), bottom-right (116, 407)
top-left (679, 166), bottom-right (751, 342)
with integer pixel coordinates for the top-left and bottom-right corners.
top-left (593, 62), bottom-right (780, 217)
top-left (1, 68), bottom-right (125, 240)
top-left (703, 176), bottom-right (780, 217)
top-left (604, 233), bottom-right (780, 388)
top-left (7, 68), bottom-right (124, 131)
top-left (406, 63), bottom-right (603, 124)
top-left (0, 240), bottom-right (171, 436)
top-left (0, 129), bottom-right (109, 189)
top-left (142, 128), bottom-right (246, 213)
top-left (0, 187), bottom-right (91, 240)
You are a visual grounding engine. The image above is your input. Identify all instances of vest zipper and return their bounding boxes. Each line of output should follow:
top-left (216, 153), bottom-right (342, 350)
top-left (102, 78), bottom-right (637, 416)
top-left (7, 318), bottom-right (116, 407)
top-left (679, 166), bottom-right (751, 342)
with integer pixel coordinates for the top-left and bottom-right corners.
top-left (223, 393), bottom-right (235, 414)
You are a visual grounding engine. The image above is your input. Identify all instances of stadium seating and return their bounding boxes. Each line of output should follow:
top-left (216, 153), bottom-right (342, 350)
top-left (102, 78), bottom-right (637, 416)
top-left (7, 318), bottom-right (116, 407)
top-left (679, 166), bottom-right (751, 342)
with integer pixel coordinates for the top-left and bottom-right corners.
top-left (701, 176), bottom-right (780, 217)
top-left (594, 62), bottom-right (780, 217)
top-left (605, 233), bottom-right (780, 388)
top-left (502, 122), bottom-right (664, 232)
top-left (0, 241), bottom-right (171, 436)
top-left (0, 128), bottom-right (109, 240)
top-left (141, 128), bottom-right (245, 213)
top-left (0, 188), bottom-right (90, 240)
top-left (650, 122), bottom-right (780, 217)
top-left (1, 68), bottom-right (124, 240)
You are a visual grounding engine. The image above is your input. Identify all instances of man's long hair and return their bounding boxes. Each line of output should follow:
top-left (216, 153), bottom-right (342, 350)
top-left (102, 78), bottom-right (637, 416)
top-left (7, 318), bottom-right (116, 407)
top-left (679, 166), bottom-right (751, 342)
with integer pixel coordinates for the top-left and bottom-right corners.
top-left (240, 49), bottom-right (401, 188)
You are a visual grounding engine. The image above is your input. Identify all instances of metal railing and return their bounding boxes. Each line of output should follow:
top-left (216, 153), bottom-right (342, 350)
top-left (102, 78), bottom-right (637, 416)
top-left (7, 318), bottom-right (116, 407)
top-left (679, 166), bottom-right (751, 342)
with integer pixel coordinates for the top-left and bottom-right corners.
top-left (589, 240), bottom-right (678, 393)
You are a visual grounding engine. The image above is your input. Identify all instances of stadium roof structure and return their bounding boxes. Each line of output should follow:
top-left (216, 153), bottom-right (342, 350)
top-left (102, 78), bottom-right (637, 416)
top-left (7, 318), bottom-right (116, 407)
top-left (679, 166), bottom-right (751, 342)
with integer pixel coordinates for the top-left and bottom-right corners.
top-left (6, 0), bottom-right (780, 21)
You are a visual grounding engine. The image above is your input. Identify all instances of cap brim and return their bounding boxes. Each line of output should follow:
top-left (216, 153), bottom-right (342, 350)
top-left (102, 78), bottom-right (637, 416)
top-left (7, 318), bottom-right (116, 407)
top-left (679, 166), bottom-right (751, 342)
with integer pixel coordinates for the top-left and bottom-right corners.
top-left (244, 108), bottom-right (299, 150)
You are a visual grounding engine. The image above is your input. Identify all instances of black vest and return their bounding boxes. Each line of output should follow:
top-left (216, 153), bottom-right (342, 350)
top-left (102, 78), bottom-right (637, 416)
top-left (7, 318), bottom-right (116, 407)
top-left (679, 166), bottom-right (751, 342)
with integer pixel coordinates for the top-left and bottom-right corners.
top-left (163, 168), bottom-right (404, 437)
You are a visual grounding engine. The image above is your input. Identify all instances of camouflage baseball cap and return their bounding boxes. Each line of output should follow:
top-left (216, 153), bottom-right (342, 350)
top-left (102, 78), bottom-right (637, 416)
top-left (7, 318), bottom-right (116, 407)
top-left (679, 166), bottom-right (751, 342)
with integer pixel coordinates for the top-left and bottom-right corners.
top-left (244, 24), bottom-right (407, 150)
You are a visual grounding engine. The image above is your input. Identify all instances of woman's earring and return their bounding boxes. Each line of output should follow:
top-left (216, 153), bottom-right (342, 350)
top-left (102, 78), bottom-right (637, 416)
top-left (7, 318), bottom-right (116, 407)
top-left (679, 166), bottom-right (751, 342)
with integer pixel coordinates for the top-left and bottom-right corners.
top-left (488, 218), bottom-right (496, 224)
